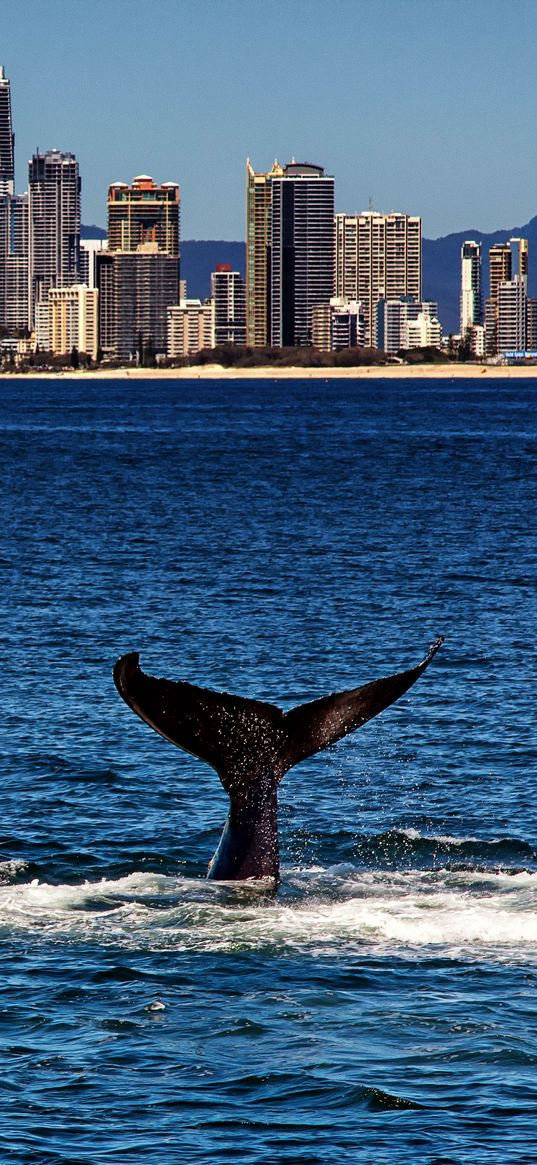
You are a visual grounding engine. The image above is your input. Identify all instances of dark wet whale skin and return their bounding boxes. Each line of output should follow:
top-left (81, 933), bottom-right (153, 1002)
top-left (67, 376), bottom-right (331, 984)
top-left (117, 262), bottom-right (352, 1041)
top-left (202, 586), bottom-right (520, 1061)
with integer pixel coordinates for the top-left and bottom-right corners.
top-left (113, 638), bottom-right (443, 882)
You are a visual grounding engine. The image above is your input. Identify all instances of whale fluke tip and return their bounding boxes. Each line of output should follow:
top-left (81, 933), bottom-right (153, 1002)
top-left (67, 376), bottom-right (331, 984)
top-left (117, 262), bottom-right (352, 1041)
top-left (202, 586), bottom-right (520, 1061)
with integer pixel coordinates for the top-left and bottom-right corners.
top-left (113, 651), bottom-right (141, 696)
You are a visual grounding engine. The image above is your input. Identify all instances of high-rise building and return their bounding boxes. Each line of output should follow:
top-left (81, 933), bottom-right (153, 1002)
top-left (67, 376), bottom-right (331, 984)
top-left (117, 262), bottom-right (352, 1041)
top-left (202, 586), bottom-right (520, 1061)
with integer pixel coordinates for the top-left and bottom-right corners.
top-left (246, 159), bottom-right (334, 348)
top-left (98, 175), bottom-right (180, 359)
top-left (0, 68), bottom-right (28, 335)
top-left (334, 212), bottom-right (421, 347)
top-left (497, 278), bottom-right (527, 353)
top-left (489, 242), bottom-right (512, 304)
top-left (107, 176), bottom-right (179, 256)
top-left (246, 160), bottom-right (284, 347)
top-left (96, 249), bottom-right (179, 360)
top-left (28, 150), bottom-right (81, 324)
top-left (37, 284), bottom-right (98, 360)
top-left (211, 264), bottom-right (246, 346)
top-left (0, 66), bottom-right (14, 196)
top-left (485, 237), bottom-right (528, 354)
top-left (167, 299), bottom-right (214, 358)
top-left (0, 192), bottom-right (28, 333)
top-left (460, 240), bottom-right (482, 335)
top-left (270, 161), bottom-right (334, 347)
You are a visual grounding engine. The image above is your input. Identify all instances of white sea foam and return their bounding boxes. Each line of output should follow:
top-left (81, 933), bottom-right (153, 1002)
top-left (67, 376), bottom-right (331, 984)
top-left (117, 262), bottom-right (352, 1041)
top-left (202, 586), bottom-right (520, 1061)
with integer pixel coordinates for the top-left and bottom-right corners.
top-left (0, 866), bottom-right (536, 962)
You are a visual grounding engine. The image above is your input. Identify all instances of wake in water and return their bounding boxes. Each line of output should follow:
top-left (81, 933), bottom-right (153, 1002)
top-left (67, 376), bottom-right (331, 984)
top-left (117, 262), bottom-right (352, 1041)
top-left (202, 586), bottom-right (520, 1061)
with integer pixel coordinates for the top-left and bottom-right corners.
top-left (1, 831), bottom-right (536, 962)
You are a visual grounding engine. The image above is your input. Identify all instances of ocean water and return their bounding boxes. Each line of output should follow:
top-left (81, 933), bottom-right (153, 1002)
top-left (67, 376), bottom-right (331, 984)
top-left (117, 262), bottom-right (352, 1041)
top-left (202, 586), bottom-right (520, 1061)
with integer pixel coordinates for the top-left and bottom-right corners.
top-left (0, 375), bottom-right (536, 1164)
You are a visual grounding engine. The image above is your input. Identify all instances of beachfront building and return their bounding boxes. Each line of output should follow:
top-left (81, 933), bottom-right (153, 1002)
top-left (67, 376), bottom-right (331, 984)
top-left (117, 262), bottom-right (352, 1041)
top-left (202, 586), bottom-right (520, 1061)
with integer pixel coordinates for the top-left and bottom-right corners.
top-left (312, 297), bottom-right (365, 352)
top-left (28, 150), bottom-right (81, 326)
top-left (0, 66), bottom-right (14, 196)
top-left (211, 264), bottom-right (246, 346)
top-left (246, 159), bottom-right (334, 348)
top-left (167, 299), bottom-right (214, 358)
top-left (403, 308), bottom-right (442, 350)
top-left (460, 240), bottom-right (482, 336)
top-left (270, 162), bottom-right (334, 347)
top-left (96, 247), bottom-right (179, 360)
top-left (0, 191), bottom-right (29, 333)
top-left (334, 211), bottom-right (422, 347)
top-left (36, 284), bottom-right (98, 359)
top-left (485, 237), bottom-right (528, 355)
top-left (246, 159), bottom-right (284, 347)
top-left (497, 277), bottom-right (527, 354)
top-left (96, 175), bottom-right (180, 360)
top-left (377, 297), bottom-right (439, 353)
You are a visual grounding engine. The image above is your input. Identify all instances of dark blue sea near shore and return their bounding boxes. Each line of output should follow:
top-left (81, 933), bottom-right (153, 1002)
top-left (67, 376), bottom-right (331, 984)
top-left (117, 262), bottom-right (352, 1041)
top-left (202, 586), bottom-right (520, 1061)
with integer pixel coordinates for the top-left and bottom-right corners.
top-left (0, 375), bottom-right (536, 1164)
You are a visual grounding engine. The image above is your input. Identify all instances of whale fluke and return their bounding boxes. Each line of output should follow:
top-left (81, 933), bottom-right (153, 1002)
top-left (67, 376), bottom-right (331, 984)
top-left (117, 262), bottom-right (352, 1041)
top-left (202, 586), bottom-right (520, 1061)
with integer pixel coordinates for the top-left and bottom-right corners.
top-left (113, 637), bottom-right (444, 881)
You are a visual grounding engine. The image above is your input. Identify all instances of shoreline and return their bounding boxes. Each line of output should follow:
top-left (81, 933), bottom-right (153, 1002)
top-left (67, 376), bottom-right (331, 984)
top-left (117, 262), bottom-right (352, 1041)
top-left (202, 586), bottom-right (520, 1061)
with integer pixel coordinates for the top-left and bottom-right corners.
top-left (1, 362), bottom-right (537, 381)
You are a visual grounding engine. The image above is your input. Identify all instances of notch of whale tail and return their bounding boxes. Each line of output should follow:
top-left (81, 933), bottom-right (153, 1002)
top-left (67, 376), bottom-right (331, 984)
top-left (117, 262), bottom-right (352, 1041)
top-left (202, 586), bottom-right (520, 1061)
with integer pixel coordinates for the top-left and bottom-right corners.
top-left (113, 637), bottom-right (444, 882)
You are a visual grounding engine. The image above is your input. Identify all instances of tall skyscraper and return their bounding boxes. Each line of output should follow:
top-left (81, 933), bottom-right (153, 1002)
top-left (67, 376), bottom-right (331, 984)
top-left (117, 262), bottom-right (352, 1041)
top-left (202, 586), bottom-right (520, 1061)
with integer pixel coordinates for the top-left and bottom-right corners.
top-left (0, 66), bottom-right (14, 196)
top-left (97, 249), bottom-right (179, 360)
top-left (97, 175), bottom-right (180, 360)
top-left (107, 176), bottom-right (180, 256)
top-left (211, 264), bottom-right (246, 346)
top-left (0, 192), bottom-right (28, 333)
top-left (28, 150), bottom-right (81, 324)
top-left (460, 240), bottom-right (482, 335)
top-left (246, 159), bottom-right (284, 347)
top-left (269, 162), bottom-right (334, 347)
top-left (334, 212), bottom-right (421, 347)
top-left (246, 159), bottom-right (334, 348)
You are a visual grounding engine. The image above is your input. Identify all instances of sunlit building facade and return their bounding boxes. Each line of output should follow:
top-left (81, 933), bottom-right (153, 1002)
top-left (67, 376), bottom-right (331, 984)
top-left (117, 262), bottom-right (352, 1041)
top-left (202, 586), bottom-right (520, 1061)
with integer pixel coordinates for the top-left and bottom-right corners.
top-left (334, 212), bottom-right (421, 347)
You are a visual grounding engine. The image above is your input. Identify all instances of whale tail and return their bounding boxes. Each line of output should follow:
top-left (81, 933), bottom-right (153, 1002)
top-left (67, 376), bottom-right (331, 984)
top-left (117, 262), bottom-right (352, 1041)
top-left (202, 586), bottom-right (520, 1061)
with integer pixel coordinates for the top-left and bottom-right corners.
top-left (113, 638), bottom-right (444, 794)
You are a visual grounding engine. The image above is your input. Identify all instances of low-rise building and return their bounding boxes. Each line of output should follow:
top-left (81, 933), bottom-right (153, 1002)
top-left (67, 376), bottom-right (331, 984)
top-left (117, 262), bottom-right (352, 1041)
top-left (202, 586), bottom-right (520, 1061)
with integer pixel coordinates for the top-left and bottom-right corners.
top-left (312, 296), bottom-right (365, 352)
top-left (404, 308), bottom-right (442, 350)
top-left (377, 297), bottom-right (441, 353)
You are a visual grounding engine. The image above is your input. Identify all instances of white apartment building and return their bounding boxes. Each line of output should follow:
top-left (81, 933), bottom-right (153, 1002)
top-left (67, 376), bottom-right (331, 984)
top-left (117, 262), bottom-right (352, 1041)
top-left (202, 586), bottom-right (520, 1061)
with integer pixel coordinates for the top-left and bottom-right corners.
top-left (312, 296), bottom-right (365, 351)
top-left (497, 278), bottom-right (527, 354)
top-left (460, 240), bottom-right (482, 335)
top-left (211, 266), bottom-right (246, 346)
top-left (36, 284), bottom-right (98, 359)
top-left (404, 309), bottom-right (442, 350)
top-left (167, 299), bottom-right (214, 358)
top-left (334, 211), bottom-right (421, 347)
top-left (80, 238), bottom-right (107, 289)
top-left (378, 298), bottom-right (440, 353)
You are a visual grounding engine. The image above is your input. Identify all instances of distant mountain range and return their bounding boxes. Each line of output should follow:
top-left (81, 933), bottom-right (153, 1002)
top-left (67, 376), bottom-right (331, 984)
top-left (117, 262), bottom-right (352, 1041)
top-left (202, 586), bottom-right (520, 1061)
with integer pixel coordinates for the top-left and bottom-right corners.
top-left (82, 216), bottom-right (537, 335)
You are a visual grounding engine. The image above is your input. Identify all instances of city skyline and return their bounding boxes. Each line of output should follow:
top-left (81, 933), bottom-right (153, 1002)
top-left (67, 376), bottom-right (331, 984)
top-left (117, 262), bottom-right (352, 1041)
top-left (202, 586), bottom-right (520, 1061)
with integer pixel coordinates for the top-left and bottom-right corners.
top-left (6, 0), bottom-right (537, 241)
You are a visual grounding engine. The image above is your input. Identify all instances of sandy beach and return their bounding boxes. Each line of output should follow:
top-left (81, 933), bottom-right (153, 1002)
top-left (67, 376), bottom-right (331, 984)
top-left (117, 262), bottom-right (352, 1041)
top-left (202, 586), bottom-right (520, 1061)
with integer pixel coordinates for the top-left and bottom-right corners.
top-left (1, 361), bottom-right (537, 380)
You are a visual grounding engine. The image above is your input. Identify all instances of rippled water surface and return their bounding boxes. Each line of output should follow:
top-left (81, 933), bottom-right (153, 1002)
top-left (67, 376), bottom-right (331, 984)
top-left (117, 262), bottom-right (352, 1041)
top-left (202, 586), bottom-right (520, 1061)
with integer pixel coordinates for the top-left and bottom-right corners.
top-left (0, 376), bottom-right (536, 1163)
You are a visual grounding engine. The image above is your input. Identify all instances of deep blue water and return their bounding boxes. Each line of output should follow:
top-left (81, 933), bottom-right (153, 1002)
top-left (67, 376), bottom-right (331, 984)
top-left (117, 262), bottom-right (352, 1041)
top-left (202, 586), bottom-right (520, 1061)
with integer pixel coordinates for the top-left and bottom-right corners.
top-left (0, 375), bottom-right (536, 1164)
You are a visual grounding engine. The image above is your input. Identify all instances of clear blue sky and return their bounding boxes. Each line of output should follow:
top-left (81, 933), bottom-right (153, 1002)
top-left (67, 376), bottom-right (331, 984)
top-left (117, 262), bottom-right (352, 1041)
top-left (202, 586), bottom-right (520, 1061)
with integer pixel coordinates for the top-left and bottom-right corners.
top-left (5, 0), bottom-right (537, 240)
